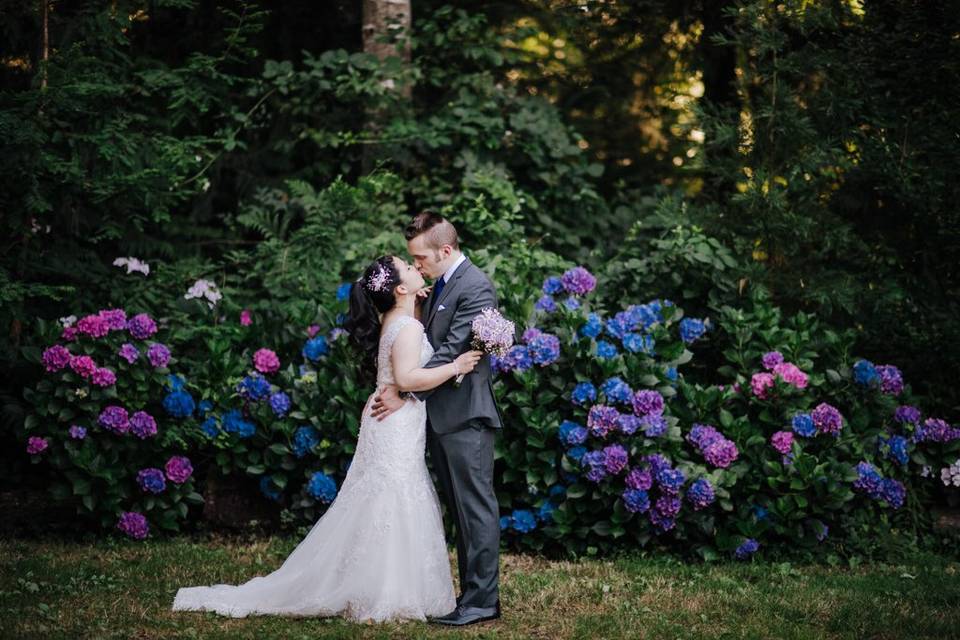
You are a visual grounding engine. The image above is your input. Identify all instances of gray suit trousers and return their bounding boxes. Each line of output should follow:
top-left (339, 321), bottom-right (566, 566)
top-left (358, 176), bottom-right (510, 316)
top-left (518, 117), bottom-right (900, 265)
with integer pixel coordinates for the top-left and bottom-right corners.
top-left (427, 421), bottom-right (500, 609)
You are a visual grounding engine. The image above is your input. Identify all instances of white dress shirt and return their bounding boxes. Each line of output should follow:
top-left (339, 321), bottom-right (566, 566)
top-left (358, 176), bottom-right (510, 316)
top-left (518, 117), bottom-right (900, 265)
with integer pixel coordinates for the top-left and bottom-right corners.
top-left (441, 253), bottom-right (467, 284)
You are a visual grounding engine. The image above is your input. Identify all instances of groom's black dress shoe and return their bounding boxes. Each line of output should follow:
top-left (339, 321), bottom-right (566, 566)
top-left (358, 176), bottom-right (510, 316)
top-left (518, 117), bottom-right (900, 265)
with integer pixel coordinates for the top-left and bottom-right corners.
top-left (429, 601), bottom-right (501, 626)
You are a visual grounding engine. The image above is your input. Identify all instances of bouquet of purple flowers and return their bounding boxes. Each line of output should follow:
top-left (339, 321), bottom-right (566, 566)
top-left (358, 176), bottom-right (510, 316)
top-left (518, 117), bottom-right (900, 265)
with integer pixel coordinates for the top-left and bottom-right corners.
top-left (457, 307), bottom-right (515, 384)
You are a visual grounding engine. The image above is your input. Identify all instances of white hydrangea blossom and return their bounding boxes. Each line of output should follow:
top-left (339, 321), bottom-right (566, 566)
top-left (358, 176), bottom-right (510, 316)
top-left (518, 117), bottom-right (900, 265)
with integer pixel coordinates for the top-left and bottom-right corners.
top-left (184, 279), bottom-right (222, 309)
top-left (940, 460), bottom-right (960, 487)
top-left (58, 315), bottom-right (77, 328)
top-left (113, 257), bottom-right (150, 276)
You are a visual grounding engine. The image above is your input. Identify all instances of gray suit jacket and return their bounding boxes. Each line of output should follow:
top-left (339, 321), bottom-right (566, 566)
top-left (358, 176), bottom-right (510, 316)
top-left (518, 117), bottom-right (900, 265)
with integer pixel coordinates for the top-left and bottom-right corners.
top-left (415, 257), bottom-right (504, 434)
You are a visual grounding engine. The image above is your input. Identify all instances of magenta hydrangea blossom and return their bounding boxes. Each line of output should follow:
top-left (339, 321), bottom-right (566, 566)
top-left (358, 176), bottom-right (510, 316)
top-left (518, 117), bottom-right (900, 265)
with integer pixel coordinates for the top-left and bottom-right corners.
top-left (91, 367), bottom-right (116, 387)
top-left (165, 455), bottom-right (193, 483)
top-left (750, 372), bottom-right (775, 398)
top-left (773, 362), bottom-right (809, 389)
top-left (98, 308), bottom-right (128, 331)
top-left (119, 343), bottom-right (140, 363)
top-left (761, 351), bottom-right (784, 370)
top-left (61, 326), bottom-right (78, 341)
top-left (877, 365), bottom-right (904, 395)
top-left (70, 355), bottom-right (98, 379)
top-left (76, 314), bottom-right (110, 338)
top-left (307, 324), bottom-right (321, 338)
top-left (771, 431), bottom-right (794, 455)
top-left (253, 348), bottom-right (281, 374)
top-left (127, 313), bottom-right (158, 340)
top-left (240, 310), bottom-right (252, 326)
top-left (130, 411), bottom-right (158, 439)
top-left (147, 343), bottom-right (171, 368)
top-left (26, 436), bottom-right (48, 454)
top-left (703, 439), bottom-right (739, 468)
top-left (631, 389), bottom-right (664, 417)
top-left (560, 266), bottom-right (597, 296)
top-left (41, 345), bottom-right (72, 372)
top-left (98, 405), bottom-right (130, 434)
top-left (812, 402), bottom-right (844, 436)
top-left (117, 511), bottom-right (149, 540)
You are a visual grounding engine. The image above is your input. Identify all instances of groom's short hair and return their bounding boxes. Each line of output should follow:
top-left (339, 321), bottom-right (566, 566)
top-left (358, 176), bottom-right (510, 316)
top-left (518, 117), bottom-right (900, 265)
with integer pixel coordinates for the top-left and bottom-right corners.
top-left (404, 211), bottom-right (460, 250)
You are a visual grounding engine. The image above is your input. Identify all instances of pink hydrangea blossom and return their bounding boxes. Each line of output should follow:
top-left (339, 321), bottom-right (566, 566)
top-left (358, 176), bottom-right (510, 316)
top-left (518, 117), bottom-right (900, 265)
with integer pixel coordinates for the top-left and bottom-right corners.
top-left (240, 310), bottom-right (252, 326)
top-left (97, 308), bottom-right (128, 331)
top-left (750, 372), bottom-right (775, 399)
top-left (307, 324), bottom-right (321, 338)
top-left (771, 431), bottom-right (794, 455)
top-left (41, 345), bottom-right (72, 372)
top-left (252, 348), bottom-right (280, 374)
top-left (116, 511), bottom-right (149, 539)
top-left (26, 436), bottom-right (49, 454)
top-left (773, 362), bottom-right (809, 389)
top-left (165, 455), bottom-right (193, 483)
top-left (61, 326), bottom-right (78, 341)
top-left (91, 367), bottom-right (116, 387)
top-left (76, 314), bottom-right (110, 338)
top-left (70, 355), bottom-right (98, 379)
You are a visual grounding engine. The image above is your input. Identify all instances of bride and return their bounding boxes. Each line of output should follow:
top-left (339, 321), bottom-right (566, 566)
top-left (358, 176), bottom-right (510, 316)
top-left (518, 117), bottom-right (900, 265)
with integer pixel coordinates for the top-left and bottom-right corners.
top-left (172, 255), bottom-right (483, 622)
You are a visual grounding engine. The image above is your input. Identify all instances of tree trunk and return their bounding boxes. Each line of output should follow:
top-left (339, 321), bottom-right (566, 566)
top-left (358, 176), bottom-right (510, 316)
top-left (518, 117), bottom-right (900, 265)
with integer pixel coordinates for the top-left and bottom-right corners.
top-left (360, 0), bottom-right (412, 172)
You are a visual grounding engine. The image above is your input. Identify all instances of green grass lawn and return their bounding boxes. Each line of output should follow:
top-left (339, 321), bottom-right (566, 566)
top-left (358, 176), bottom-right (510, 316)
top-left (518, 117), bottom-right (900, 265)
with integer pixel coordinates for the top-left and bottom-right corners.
top-left (2, 535), bottom-right (959, 639)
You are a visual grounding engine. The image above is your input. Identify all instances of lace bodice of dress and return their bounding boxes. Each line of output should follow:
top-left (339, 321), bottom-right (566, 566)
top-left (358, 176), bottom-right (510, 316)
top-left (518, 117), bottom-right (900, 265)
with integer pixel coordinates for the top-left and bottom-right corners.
top-left (376, 315), bottom-right (433, 386)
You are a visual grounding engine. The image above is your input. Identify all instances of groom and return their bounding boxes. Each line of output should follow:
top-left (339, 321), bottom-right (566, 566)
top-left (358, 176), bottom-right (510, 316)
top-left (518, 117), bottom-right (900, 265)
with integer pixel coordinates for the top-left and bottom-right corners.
top-left (371, 211), bottom-right (503, 626)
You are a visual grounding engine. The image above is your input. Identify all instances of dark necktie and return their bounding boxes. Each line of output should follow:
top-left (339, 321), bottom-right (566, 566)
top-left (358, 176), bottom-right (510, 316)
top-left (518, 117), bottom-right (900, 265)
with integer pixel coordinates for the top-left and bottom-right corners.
top-left (430, 276), bottom-right (446, 314)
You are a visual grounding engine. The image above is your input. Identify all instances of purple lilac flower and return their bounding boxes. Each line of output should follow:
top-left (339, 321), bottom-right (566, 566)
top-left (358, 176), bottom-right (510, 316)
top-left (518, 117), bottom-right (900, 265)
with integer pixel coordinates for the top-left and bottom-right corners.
top-left (587, 405), bottom-right (620, 438)
top-left (582, 450), bottom-right (609, 482)
top-left (561, 266), bottom-right (597, 296)
top-left (41, 345), bottom-right (72, 372)
top-left (603, 444), bottom-right (629, 475)
top-left (571, 381), bottom-right (597, 406)
top-left (812, 403), bottom-right (844, 436)
top-left (69, 425), bottom-right (87, 439)
top-left (26, 436), bottom-right (48, 454)
top-left (771, 431), bottom-right (794, 455)
top-left (631, 390), bottom-right (664, 417)
top-left (116, 512), bottom-right (149, 540)
top-left (165, 456), bottom-right (193, 484)
top-left (686, 478), bottom-right (715, 510)
top-left (622, 489), bottom-right (650, 513)
top-left (791, 413), bottom-right (816, 437)
top-left (147, 343), bottom-right (171, 368)
top-left (130, 411), bottom-right (158, 439)
top-left (137, 468), bottom-right (166, 494)
top-left (625, 468), bottom-right (653, 491)
top-left (762, 351), bottom-right (785, 370)
top-left (98, 406), bottom-right (130, 434)
top-left (894, 405), bottom-right (921, 425)
top-left (877, 365), bottom-right (904, 395)
top-left (127, 313), bottom-right (157, 340)
top-left (119, 343), bottom-right (140, 364)
top-left (735, 539), bottom-right (759, 560)
top-left (618, 414), bottom-right (641, 435)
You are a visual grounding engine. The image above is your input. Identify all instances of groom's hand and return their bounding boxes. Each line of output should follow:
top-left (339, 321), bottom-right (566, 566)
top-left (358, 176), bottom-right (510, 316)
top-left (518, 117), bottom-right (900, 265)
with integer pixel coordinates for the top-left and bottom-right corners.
top-left (371, 384), bottom-right (405, 421)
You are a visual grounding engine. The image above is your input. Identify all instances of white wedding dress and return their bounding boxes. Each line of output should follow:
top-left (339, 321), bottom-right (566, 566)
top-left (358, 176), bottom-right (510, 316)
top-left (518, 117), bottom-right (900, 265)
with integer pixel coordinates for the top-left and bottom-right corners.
top-left (172, 315), bottom-right (456, 622)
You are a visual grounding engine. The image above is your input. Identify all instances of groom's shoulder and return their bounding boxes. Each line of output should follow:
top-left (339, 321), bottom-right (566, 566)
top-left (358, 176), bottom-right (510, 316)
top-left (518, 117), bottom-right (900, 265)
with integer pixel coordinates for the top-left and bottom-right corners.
top-left (465, 261), bottom-right (496, 289)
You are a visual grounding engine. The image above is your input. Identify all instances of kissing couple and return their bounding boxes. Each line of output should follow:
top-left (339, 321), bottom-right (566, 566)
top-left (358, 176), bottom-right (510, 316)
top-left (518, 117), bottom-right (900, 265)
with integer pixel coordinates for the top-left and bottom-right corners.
top-left (173, 212), bottom-right (504, 626)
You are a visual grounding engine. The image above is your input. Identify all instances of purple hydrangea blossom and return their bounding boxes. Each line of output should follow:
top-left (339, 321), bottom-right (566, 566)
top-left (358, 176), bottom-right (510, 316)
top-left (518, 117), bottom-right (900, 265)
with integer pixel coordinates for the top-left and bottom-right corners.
top-left (117, 511), bottom-right (149, 540)
top-left (812, 402), bottom-right (844, 436)
top-left (558, 420), bottom-right (588, 446)
top-left (894, 405), bottom-right (921, 425)
top-left (137, 468), bottom-right (166, 494)
top-left (528, 332), bottom-right (560, 366)
top-left (762, 351), bottom-right (784, 370)
top-left (587, 405), bottom-right (621, 438)
top-left (655, 495), bottom-right (682, 518)
top-left (69, 425), bottom-right (87, 439)
top-left (640, 414), bottom-right (668, 438)
top-left (770, 431), bottom-right (794, 455)
top-left (625, 468), bottom-right (653, 491)
top-left (603, 444), bottom-right (629, 475)
top-left (656, 467), bottom-right (686, 494)
top-left (622, 489), bottom-right (650, 513)
top-left (126, 313), bottom-right (158, 340)
top-left (41, 345), bottom-right (72, 372)
top-left (914, 418), bottom-right (960, 443)
top-left (631, 390), bottom-right (664, 417)
top-left (269, 391), bottom-right (292, 417)
top-left (542, 276), bottom-right (564, 295)
top-left (582, 450), bottom-right (609, 483)
top-left (130, 411), bottom-right (158, 439)
top-left (164, 456), bottom-right (193, 484)
top-left (98, 308), bottom-right (128, 331)
top-left (735, 538), bottom-right (759, 560)
top-left (534, 295), bottom-right (557, 313)
top-left (147, 343), bottom-right (171, 368)
top-left (686, 478), bottom-right (715, 510)
top-left (91, 367), bottom-right (116, 387)
top-left (26, 436), bottom-right (48, 454)
top-left (561, 266), bottom-right (597, 296)
top-left (617, 414), bottom-right (641, 435)
top-left (98, 406), bottom-right (130, 434)
top-left (876, 365), bottom-right (904, 395)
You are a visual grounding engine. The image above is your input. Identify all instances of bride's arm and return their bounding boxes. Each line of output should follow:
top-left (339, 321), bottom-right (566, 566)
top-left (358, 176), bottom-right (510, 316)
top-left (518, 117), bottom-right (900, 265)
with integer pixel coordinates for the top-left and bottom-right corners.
top-left (392, 324), bottom-right (474, 392)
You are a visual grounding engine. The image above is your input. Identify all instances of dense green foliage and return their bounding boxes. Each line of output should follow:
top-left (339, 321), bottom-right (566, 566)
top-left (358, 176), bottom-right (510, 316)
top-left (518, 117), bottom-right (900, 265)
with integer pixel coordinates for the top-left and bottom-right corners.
top-left (2, 0), bottom-right (959, 559)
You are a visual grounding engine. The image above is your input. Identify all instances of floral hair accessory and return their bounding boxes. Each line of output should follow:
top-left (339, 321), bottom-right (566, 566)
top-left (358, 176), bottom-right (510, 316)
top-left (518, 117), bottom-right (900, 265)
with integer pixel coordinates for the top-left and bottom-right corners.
top-left (365, 263), bottom-right (390, 293)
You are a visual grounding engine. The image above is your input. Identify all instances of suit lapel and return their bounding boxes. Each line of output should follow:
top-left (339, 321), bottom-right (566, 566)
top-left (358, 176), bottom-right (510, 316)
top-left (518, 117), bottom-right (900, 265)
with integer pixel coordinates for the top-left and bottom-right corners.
top-left (426, 257), bottom-right (470, 330)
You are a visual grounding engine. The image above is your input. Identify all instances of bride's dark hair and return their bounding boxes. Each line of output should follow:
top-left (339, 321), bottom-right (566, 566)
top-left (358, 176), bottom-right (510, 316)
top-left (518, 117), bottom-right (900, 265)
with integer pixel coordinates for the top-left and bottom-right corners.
top-left (345, 255), bottom-right (402, 367)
